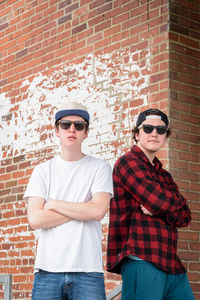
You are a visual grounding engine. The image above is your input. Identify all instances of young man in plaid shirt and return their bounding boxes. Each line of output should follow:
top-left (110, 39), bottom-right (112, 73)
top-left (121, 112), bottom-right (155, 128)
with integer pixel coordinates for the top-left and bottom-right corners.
top-left (107, 108), bottom-right (195, 300)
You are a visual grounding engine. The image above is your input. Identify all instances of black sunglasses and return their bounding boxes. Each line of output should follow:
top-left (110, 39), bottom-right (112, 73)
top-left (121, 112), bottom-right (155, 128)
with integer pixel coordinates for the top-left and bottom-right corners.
top-left (139, 124), bottom-right (167, 135)
top-left (57, 120), bottom-right (87, 131)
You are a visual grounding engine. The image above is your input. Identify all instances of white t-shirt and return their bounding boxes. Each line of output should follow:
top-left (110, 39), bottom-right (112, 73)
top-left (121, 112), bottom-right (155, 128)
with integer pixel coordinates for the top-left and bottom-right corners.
top-left (24, 155), bottom-right (113, 273)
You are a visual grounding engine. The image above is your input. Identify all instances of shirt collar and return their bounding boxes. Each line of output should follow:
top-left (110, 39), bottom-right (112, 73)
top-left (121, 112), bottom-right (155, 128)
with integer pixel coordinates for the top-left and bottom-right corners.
top-left (131, 145), bottom-right (162, 169)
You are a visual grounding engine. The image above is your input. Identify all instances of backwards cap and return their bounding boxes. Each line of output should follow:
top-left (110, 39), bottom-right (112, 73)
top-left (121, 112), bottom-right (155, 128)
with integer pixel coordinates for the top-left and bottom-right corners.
top-left (55, 102), bottom-right (90, 123)
top-left (136, 108), bottom-right (169, 127)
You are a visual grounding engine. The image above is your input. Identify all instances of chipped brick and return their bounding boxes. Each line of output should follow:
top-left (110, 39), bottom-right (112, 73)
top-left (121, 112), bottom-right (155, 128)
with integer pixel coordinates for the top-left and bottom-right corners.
top-left (13, 155), bottom-right (26, 163)
top-left (2, 114), bottom-right (12, 121)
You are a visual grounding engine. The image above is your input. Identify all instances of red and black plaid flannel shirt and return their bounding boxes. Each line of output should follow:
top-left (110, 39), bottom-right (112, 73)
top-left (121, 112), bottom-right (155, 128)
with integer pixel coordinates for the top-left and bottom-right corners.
top-left (107, 145), bottom-right (191, 274)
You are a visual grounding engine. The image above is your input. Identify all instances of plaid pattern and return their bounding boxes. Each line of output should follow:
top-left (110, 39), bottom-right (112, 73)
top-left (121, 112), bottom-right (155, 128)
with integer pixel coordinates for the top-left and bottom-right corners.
top-left (107, 146), bottom-right (191, 274)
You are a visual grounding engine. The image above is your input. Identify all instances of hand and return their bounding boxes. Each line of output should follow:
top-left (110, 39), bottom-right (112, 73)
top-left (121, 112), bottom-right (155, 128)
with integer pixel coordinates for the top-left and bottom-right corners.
top-left (140, 204), bottom-right (153, 216)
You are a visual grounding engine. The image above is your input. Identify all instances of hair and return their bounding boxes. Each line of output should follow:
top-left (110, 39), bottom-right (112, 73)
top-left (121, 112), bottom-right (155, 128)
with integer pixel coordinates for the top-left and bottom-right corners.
top-left (131, 126), bottom-right (171, 143)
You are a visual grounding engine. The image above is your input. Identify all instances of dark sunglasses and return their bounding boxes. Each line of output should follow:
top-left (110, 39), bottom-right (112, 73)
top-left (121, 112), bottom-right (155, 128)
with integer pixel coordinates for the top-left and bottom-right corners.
top-left (57, 120), bottom-right (87, 131)
top-left (139, 124), bottom-right (167, 135)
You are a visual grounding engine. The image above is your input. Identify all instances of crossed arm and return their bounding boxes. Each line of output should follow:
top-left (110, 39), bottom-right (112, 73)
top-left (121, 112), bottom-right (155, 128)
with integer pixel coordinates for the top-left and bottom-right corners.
top-left (28, 192), bottom-right (111, 230)
top-left (114, 160), bottom-right (191, 227)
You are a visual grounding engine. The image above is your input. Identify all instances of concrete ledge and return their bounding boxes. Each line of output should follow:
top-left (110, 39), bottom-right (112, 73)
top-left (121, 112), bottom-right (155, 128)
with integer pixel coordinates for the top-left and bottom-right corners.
top-left (106, 284), bottom-right (122, 300)
top-left (0, 275), bottom-right (12, 300)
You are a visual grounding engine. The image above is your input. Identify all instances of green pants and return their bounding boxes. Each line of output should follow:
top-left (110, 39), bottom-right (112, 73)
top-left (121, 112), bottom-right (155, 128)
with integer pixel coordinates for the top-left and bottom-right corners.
top-left (121, 258), bottom-right (195, 300)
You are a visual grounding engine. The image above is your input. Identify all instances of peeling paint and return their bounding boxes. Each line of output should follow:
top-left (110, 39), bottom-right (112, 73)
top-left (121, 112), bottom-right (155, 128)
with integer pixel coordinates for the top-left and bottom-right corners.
top-left (0, 50), bottom-right (150, 165)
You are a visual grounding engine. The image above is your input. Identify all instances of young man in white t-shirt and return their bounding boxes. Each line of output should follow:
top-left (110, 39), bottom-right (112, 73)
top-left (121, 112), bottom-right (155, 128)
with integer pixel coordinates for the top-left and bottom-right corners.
top-left (24, 102), bottom-right (113, 300)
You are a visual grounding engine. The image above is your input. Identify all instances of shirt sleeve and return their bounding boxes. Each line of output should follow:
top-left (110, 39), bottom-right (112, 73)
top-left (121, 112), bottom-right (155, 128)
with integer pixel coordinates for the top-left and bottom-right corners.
top-left (114, 156), bottom-right (190, 220)
top-left (23, 164), bottom-right (47, 201)
top-left (91, 161), bottom-right (113, 197)
top-left (166, 205), bottom-right (191, 227)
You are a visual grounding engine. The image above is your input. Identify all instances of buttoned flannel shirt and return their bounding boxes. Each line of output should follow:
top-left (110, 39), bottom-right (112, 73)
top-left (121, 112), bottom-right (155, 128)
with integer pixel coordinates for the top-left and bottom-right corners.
top-left (107, 145), bottom-right (191, 274)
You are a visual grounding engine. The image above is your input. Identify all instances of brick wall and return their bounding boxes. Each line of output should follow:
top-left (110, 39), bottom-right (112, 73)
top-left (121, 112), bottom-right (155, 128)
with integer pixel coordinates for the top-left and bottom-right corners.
top-left (0, 0), bottom-right (199, 299)
top-left (168, 1), bottom-right (200, 298)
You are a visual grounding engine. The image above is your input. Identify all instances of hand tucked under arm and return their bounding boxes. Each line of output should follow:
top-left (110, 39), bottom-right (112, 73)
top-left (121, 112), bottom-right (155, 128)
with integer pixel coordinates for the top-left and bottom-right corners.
top-left (44, 192), bottom-right (111, 222)
top-left (28, 197), bottom-right (71, 230)
top-left (140, 205), bottom-right (154, 216)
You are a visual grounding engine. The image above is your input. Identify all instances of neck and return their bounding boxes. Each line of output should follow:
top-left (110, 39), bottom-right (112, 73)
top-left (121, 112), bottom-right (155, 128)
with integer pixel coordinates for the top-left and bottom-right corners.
top-left (137, 145), bottom-right (156, 163)
top-left (60, 148), bottom-right (85, 161)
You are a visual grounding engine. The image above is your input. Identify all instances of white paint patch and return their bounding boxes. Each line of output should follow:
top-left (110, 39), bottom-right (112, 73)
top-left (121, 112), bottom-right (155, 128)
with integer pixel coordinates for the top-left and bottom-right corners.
top-left (0, 50), bottom-right (150, 165)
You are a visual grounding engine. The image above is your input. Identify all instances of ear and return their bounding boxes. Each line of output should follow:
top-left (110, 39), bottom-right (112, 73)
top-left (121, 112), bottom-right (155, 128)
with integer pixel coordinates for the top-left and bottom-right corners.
top-left (135, 132), bottom-right (140, 142)
top-left (84, 131), bottom-right (88, 139)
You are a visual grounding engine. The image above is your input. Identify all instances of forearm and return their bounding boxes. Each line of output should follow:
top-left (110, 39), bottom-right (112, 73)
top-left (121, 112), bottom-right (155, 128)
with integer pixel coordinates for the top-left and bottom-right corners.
top-left (140, 203), bottom-right (191, 229)
top-left (45, 193), bottom-right (110, 222)
top-left (114, 161), bottom-right (188, 216)
top-left (45, 201), bottom-right (103, 221)
top-left (142, 191), bottom-right (187, 217)
top-left (28, 209), bottom-right (71, 229)
top-left (27, 197), bottom-right (71, 229)
top-left (117, 176), bottom-right (186, 215)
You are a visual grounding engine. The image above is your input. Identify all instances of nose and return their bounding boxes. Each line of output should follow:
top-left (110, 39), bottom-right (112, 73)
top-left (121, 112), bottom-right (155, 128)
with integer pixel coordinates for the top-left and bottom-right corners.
top-left (68, 123), bottom-right (76, 131)
top-left (151, 128), bottom-right (158, 135)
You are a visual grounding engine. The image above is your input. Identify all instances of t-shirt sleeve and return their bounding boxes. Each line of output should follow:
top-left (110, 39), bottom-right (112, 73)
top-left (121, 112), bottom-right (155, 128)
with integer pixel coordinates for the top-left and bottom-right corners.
top-left (23, 164), bottom-right (47, 201)
top-left (91, 161), bottom-right (113, 196)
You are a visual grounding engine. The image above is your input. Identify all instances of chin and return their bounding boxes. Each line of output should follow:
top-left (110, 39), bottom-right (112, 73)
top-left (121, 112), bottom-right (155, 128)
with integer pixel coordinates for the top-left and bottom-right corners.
top-left (148, 147), bottom-right (160, 153)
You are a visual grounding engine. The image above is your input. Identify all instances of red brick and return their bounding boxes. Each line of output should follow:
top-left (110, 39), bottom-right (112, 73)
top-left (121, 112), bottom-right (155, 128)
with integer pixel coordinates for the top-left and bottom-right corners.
top-left (0, 6), bottom-right (11, 18)
top-left (13, 275), bottom-right (27, 283)
top-left (113, 12), bottom-right (129, 25)
top-left (87, 32), bottom-right (102, 44)
top-left (5, 180), bottom-right (17, 188)
top-left (121, 34), bottom-right (138, 47)
top-left (12, 171), bottom-right (25, 179)
top-left (97, 3), bottom-right (112, 15)
top-left (35, 2), bottom-right (48, 13)
top-left (95, 20), bottom-right (111, 32)
top-left (94, 37), bottom-right (111, 50)
top-left (0, 173), bottom-right (12, 181)
top-left (104, 25), bottom-right (120, 38)
top-left (190, 164), bottom-right (200, 173)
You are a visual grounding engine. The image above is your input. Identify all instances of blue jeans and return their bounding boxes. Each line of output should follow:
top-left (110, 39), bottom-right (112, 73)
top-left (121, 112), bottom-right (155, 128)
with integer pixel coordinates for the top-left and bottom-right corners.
top-left (121, 258), bottom-right (195, 300)
top-left (32, 269), bottom-right (106, 300)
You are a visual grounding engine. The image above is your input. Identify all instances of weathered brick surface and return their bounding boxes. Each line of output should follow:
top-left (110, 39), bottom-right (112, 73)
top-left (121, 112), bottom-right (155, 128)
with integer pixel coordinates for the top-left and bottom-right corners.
top-left (0, 0), bottom-right (199, 299)
top-left (168, 2), bottom-right (200, 298)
